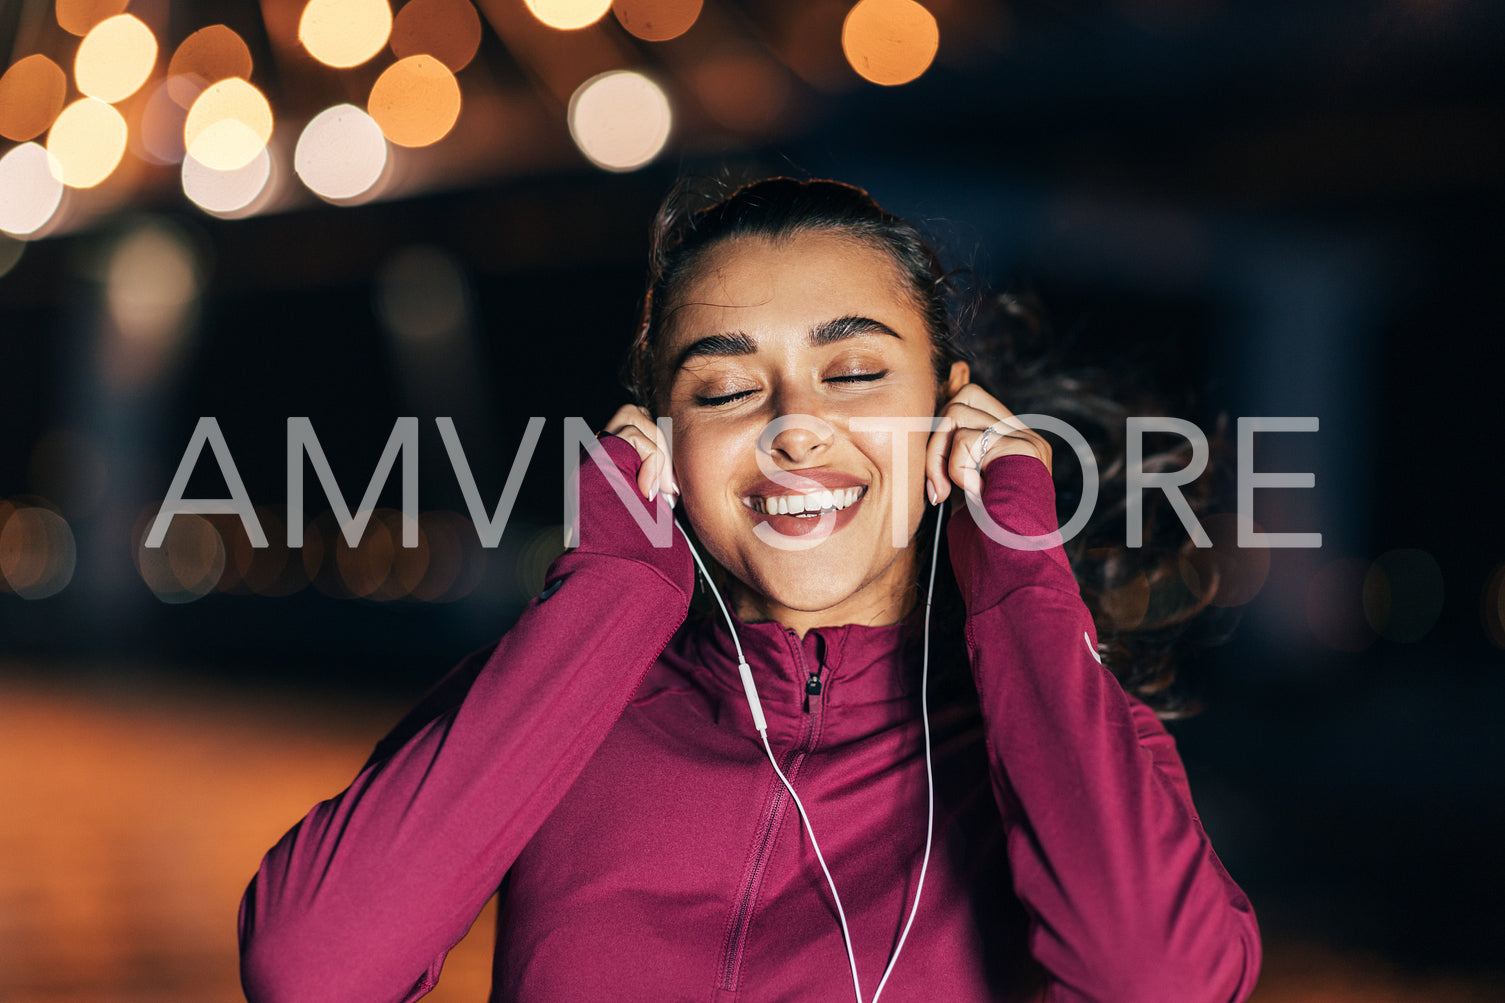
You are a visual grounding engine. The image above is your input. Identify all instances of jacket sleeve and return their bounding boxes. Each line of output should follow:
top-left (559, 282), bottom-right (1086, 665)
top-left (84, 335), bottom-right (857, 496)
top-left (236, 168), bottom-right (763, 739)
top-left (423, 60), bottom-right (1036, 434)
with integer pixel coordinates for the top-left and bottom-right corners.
top-left (946, 452), bottom-right (1262, 1003)
top-left (237, 434), bottom-right (693, 1003)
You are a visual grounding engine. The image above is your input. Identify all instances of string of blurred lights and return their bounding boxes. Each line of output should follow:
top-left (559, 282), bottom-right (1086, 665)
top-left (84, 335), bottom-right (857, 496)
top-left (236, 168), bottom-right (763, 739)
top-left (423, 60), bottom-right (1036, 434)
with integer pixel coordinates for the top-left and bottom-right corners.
top-left (0, 0), bottom-right (947, 239)
top-left (4, 479), bottom-right (1497, 652)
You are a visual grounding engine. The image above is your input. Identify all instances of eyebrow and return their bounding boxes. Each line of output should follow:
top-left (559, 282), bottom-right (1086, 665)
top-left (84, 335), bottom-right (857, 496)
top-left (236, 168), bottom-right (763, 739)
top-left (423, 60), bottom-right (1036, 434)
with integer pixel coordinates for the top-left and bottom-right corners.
top-left (670, 315), bottom-right (902, 375)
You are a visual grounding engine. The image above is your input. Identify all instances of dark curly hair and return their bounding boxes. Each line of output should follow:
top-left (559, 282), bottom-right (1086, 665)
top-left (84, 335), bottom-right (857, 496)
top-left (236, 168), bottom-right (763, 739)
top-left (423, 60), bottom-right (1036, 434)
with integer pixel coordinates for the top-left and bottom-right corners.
top-left (622, 174), bottom-right (1240, 720)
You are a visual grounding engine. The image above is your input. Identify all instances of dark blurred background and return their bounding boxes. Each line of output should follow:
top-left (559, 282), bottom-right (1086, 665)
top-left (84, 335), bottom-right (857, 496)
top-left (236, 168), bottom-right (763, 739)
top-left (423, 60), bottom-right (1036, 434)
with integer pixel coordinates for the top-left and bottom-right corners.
top-left (2, 0), bottom-right (1503, 999)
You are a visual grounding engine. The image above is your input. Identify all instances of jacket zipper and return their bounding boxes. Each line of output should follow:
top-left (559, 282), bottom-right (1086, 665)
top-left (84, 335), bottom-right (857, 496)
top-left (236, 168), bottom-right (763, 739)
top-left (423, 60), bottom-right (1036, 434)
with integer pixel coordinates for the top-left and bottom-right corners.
top-left (715, 630), bottom-right (824, 993)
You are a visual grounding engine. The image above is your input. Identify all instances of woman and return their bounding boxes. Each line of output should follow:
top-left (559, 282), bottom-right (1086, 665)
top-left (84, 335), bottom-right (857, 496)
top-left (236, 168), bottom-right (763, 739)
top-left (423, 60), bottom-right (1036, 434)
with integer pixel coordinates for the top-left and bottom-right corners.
top-left (238, 177), bottom-right (1262, 1002)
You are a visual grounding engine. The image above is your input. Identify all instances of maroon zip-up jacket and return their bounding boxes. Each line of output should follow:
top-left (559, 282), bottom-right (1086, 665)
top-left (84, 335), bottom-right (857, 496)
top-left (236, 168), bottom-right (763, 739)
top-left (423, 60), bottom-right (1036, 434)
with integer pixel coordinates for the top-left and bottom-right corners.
top-left (238, 434), bottom-right (1262, 1002)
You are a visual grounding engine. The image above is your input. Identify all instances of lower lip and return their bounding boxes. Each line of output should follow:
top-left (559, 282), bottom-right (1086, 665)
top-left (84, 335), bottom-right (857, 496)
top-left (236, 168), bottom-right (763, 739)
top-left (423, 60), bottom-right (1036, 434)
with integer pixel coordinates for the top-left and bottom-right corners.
top-left (745, 491), bottom-right (866, 538)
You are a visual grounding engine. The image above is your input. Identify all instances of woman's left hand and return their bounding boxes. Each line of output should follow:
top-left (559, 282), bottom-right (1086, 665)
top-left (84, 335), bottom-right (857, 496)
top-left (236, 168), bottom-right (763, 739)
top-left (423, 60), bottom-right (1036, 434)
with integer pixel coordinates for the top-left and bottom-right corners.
top-left (925, 384), bottom-right (1053, 505)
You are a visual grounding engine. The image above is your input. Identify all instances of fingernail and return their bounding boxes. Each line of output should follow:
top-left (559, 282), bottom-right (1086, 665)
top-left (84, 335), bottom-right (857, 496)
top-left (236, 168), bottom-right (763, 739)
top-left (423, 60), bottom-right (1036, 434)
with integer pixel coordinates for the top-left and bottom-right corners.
top-left (926, 480), bottom-right (938, 506)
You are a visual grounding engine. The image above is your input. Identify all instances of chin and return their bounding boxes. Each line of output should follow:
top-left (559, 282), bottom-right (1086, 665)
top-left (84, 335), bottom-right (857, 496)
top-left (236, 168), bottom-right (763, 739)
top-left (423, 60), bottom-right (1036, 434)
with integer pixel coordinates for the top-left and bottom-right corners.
top-left (739, 557), bottom-right (876, 617)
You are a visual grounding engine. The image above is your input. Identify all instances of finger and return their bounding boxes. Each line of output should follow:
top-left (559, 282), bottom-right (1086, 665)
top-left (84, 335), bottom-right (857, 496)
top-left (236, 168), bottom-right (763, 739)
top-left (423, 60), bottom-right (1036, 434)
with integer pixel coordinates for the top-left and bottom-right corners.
top-left (605, 408), bottom-right (678, 503)
top-left (924, 400), bottom-right (1001, 503)
top-left (947, 426), bottom-right (990, 500)
top-left (603, 423), bottom-right (661, 500)
top-left (923, 414), bottom-right (958, 506)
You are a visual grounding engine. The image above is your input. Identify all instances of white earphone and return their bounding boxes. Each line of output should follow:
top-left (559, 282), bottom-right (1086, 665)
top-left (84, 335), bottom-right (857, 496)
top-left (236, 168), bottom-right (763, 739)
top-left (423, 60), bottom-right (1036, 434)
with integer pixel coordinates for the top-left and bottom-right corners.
top-left (672, 499), bottom-right (944, 1003)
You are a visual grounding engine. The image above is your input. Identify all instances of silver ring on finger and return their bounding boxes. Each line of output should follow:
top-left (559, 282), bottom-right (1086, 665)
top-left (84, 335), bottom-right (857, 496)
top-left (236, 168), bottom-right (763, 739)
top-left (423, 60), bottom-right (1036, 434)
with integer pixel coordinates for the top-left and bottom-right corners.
top-left (973, 422), bottom-right (1004, 468)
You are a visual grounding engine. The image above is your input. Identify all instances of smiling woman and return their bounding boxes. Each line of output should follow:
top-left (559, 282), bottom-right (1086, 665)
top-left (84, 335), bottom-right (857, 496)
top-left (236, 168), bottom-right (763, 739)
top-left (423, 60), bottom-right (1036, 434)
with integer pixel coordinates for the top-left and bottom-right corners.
top-left (238, 176), bottom-right (1262, 1003)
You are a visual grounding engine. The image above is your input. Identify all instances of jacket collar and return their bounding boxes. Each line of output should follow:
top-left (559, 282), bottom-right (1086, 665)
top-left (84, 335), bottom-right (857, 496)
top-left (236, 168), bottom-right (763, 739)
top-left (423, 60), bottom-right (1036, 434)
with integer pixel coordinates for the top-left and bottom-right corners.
top-left (679, 603), bottom-right (927, 713)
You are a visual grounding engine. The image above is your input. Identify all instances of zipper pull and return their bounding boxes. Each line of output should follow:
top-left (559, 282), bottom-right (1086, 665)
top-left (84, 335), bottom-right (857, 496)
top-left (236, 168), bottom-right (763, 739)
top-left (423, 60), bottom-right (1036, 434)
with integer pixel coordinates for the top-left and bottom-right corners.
top-left (805, 672), bottom-right (822, 696)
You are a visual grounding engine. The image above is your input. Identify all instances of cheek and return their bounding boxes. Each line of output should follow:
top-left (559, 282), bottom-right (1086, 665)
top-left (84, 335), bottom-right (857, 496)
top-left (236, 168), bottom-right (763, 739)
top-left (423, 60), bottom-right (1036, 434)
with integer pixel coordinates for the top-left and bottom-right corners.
top-left (671, 421), bottom-right (748, 507)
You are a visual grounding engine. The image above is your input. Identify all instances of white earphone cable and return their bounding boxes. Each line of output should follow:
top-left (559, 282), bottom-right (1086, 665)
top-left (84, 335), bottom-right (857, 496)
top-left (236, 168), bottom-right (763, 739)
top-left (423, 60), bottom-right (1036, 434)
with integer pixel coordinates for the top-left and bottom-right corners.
top-left (673, 499), bottom-right (943, 1003)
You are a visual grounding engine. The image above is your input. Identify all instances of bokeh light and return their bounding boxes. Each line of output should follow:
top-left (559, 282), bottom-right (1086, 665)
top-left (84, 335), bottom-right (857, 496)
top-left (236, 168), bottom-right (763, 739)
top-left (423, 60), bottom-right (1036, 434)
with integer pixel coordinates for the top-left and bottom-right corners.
top-left (222, 506), bottom-right (306, 596)
top-left (391, 0), bottom-right (483, 71)
top-left (688, 50), bottom-right (790, 134)
top-left (299, 0), bottom-right (394, 68)
top-left (1483, 562), bottom-right (1505, 650)
top-left (335, 510), bottom-right (395, 598)
top-left (567, 70), bottom-right (672, 172)
top-left (1307, 557), bottom-right (1377, 653)
top-left (777, 0), bottom-right (857, 91)
top-left (134, 508), bottom-right (225, 603)
top-left (376, 244), bottom-right (471, 342)
top-left (75, 14), bottom-right (158, 103)
top-left (184, 78), bottom-right (274, 172)
top-left (841, 0), bottom-right (940, 86)
top-left (0, 234), bottom-right (23, 278)
top-left (46, 98), bottom-right (128, 188)
top-left (294, 104), bottom-right (388, 201)
top-left (183, 145), bottom-right (272, 216)
top-left (0, 500), bottom-right (9, 593)
top-left (104, 222), bottom-right (201, 391)
top-left (612, 0), bottom-right (702, 41)
top-left (55, 0), bottom-right (129, 37)
top-left (512, 524), bottom-right (566, 599)
top-left (379, 510), bottom-right (430, 599)
top-left (0, 504), bottom-right (77, 599)
top-left (0, 143), bottom-right (65, 236)
top-left (136, 79), bottom-right (190, 164)
top-left (167, 25), bottom-right (254, 108)
top-left (524, 0), bottom-right (612, 30)
top-left (368, 55), bottom-right (462, 148)
top-left (1177, 512), bottom-right (1272, 608)
top-left (0, 54), bottom-right (68, 142)
top-left (1363, 548), bottom-right (1445, 642)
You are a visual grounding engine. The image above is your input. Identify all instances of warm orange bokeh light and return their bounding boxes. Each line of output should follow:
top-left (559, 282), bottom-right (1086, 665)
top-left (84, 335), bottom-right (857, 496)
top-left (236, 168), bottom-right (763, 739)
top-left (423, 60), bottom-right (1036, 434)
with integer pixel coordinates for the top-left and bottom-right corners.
top-left (299, 0), bottom-right (394, 68)
top-left (611, 0), bottom-right (702, 41)
top-left (47, 97), bottom-right (128, 188)
top-left (184, 78), bottom-right (274, 171)
top-left (75, 14), bottom-right (158, 103)
top-left (524, 0), bottom-right (612, 30)
top-left (55, 0), bottom-right (129, 37)
top-left (391, 0), bottom-right (483, 72)
top-left (0, 55), bottom-right (68, 142)
top-left (134, 508), bottom-right (225, 602)
top-left (167, 25), bottom-right (254, 108)
top-left (841, 0), bottom-right (939, 86)
top-left (335, 512), bottom-right (394, 598)
top-left (369, 55), bottom-right (462, 148)
top-left (689, 50), bottom-right (790, 133)
top-left (0, 505), bottom-right (76, 599)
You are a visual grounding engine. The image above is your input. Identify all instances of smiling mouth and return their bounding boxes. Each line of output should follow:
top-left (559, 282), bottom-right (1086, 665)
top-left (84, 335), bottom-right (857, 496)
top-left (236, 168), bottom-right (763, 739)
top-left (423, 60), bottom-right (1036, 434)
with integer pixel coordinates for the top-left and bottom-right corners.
top-left (741, 486), bottom-right (867, 516)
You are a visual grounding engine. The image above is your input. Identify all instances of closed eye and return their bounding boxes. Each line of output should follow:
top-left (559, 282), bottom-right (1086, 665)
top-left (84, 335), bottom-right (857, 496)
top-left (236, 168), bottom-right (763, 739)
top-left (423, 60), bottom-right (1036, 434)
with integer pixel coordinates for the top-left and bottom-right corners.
top-left (695, 389), bottom-right (757, 406)
top-left (827, 371), bottom-right (887, 384)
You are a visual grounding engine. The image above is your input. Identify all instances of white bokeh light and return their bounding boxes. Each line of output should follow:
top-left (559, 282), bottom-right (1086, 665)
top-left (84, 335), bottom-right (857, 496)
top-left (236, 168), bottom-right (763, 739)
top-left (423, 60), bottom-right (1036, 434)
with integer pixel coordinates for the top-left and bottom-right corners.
top-left (0, 143), bottom-right (65, 236)
top-left (183, 146), bottom-right (271, 215)
top-left (294, 104), bottom-right (387, 201)
top-left (567, 70), bottom-right (672, 172)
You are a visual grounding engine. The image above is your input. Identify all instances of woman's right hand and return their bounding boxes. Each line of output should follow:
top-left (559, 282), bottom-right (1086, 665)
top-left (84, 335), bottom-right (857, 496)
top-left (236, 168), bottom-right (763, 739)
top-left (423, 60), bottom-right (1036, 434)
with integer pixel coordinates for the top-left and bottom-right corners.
top-left (600, 404), bottom-right (679, 507)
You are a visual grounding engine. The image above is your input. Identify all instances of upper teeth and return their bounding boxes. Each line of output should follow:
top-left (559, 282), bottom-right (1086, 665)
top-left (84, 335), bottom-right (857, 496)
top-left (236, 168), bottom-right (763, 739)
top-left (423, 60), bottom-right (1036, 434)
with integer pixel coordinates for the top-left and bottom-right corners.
top-left (743, 487), bottom-right (864, 515)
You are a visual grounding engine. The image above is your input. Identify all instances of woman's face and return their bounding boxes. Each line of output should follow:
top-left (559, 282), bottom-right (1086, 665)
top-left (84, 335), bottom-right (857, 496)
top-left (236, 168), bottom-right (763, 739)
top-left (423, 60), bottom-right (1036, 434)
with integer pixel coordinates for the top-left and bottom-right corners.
top-left (660, 230), bottom-right (968, 629)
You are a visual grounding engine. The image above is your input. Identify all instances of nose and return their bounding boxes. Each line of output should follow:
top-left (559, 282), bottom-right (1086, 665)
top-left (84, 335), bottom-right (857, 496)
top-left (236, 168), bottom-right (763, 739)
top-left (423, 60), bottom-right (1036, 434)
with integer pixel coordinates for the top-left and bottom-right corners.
top-left (761, 387), bottom-right (835, 465)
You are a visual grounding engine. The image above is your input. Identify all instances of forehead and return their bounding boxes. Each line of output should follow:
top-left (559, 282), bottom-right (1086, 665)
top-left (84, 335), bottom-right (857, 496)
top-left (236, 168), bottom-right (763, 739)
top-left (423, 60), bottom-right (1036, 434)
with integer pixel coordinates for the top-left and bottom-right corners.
top-left (662, 231), bottom-right (923, 350)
